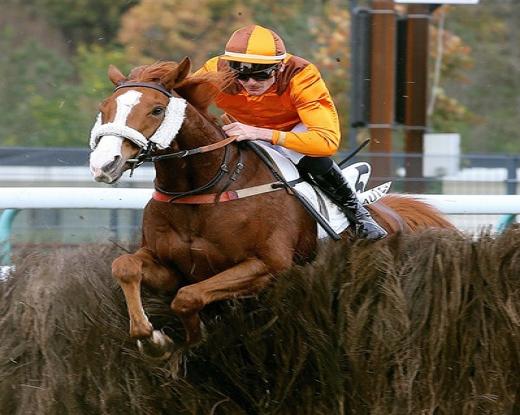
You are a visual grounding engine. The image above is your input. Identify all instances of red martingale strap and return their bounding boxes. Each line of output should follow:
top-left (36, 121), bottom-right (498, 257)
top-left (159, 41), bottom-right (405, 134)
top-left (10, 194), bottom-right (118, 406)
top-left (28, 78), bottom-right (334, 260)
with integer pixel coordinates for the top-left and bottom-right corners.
top-left (152, 182), bottom-right (285, 204)
top-left (153, 190), bottom-right (239, 204)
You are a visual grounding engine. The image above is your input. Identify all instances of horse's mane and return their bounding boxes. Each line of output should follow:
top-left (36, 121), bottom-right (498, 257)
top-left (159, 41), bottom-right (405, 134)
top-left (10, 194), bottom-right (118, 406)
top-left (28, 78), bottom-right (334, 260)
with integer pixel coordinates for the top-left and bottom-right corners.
top-left (128, 61), bottom-right (233, 114)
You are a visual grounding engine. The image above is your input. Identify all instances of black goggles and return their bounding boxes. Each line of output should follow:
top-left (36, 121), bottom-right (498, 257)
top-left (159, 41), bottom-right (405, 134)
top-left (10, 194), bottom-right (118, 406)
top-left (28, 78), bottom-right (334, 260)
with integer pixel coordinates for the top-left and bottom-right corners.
top-left (236, 70), bottom-right (276, 81)
top-left (229, 61), bottom-right (279, 81)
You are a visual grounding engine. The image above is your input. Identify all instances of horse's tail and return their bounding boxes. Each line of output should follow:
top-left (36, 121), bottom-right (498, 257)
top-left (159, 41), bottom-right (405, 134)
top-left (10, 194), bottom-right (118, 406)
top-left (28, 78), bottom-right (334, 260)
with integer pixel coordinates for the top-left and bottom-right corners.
top-left (368, 194), bottom-right (455, 234)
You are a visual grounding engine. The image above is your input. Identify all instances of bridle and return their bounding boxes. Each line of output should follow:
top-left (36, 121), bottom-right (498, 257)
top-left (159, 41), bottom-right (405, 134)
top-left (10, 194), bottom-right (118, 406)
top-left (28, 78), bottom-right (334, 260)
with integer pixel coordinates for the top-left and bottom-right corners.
top-left (95, 81), bottom-right (244, 201)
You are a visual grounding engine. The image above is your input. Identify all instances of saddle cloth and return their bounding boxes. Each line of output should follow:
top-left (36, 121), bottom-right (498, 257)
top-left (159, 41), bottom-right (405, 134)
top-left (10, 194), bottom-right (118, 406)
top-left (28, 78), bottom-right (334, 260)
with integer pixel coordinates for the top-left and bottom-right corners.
top-left (254, 142), bottom-right (391, 239)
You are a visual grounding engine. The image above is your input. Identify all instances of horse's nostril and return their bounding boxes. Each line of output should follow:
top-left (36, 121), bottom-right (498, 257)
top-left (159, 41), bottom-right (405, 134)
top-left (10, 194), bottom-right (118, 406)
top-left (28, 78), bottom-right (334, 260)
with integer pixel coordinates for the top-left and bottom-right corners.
top-left (102, 155), bottom-right (121, 172)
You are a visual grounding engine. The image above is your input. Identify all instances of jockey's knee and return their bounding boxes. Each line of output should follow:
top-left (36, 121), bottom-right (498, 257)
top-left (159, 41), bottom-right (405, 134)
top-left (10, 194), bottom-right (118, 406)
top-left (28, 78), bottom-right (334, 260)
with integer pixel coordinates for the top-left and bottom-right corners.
top-left (297, 156), bottom-right (334, 178)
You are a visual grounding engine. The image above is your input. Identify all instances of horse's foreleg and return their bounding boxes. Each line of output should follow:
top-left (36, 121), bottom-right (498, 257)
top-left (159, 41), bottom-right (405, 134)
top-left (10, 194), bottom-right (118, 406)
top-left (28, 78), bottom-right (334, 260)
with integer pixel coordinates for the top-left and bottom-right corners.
top-left (112, 248), bottom-right (180, 339)
top-left (171, 258), bottom-right (271, 344)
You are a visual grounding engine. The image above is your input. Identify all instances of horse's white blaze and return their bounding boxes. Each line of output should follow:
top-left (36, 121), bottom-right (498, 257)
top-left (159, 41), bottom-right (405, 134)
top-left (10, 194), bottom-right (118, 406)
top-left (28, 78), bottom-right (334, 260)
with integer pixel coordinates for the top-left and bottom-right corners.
top-left (114, 90), bottom-right (142, 124)
top-left (89, 91), bottom-right (142, 175)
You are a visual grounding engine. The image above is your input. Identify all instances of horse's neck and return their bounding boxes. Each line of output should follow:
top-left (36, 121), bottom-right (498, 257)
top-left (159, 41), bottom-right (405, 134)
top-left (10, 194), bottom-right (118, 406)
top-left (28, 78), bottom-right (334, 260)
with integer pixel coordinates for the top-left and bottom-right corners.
top-left (154, 105), bottom-right (233, 191)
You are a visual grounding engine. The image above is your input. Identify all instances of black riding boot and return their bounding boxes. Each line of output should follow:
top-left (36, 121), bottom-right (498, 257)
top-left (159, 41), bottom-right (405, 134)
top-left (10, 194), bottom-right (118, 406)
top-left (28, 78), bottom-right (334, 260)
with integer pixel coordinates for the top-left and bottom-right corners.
top-left (313, 163), bottom-right (387, 240)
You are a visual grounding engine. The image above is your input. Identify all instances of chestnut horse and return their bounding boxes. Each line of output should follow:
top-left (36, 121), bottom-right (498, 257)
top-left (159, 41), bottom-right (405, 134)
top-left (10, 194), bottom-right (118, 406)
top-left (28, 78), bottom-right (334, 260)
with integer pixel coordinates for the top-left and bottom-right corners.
top-left (89, 58), bottom-right (453, 357)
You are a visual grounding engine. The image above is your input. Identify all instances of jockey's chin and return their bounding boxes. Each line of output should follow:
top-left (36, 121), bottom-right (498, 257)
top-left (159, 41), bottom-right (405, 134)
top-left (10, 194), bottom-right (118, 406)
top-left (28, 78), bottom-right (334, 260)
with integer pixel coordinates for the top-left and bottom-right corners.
top-left (238, 77), bottom-right (276, 96)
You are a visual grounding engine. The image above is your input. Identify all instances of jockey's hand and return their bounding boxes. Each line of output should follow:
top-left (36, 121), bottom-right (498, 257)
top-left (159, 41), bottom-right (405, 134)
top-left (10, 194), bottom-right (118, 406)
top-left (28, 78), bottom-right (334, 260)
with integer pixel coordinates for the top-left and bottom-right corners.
top-left (222, 122), bottom-right (273, 143)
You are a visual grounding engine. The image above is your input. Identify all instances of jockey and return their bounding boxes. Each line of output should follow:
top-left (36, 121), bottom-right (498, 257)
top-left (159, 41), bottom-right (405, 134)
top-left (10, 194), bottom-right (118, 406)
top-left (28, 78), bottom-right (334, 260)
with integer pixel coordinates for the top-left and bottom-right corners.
top-left (195, 24), bottom-right (387, 240)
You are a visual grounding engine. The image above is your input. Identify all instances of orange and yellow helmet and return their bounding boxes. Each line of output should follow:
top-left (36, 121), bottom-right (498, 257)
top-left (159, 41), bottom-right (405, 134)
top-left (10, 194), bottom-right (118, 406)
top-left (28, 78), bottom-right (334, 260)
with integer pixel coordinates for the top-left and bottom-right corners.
top-left (221, 25), bottom-right (287, 65)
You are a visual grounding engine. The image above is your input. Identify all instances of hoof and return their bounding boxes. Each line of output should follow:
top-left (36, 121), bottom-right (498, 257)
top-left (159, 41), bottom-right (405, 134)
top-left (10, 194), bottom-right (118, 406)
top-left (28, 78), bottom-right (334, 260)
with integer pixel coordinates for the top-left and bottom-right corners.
top-left (137, 330), bottom-right (174, 360)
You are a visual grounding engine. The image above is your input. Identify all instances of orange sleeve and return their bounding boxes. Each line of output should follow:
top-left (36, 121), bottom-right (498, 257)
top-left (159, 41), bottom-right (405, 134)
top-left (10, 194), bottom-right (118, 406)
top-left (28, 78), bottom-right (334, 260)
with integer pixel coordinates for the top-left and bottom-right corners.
top-left (271, 64), bottom-right (341, 157)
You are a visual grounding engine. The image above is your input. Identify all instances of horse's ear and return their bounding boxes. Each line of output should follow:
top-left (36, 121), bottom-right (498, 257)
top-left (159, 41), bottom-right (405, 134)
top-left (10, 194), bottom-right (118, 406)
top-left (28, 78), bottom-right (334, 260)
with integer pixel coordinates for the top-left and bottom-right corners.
top-left (177, 57), bottom-right (192, 80)
top-left (108, 64), bottom-right (126, 86)
top-left (161, 57), bottom-right (192, 90)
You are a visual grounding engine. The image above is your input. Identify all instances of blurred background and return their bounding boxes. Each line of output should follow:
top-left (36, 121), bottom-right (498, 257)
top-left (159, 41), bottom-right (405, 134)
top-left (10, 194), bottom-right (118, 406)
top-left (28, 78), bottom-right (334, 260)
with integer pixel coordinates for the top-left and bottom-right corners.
top-left (1, 0), bottom-right (519, 251)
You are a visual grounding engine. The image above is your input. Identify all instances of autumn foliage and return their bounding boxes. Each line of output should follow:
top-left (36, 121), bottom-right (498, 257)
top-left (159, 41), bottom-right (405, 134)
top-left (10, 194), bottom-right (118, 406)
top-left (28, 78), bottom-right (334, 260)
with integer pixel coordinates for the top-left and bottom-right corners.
top-left (0, 1), bottom-right (516, 152)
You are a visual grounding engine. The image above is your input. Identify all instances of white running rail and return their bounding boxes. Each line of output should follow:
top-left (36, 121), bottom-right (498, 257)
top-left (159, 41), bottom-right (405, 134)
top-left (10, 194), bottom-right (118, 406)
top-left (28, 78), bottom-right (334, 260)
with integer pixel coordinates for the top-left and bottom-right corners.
top-left (0, 187), bottom-right (520, 214)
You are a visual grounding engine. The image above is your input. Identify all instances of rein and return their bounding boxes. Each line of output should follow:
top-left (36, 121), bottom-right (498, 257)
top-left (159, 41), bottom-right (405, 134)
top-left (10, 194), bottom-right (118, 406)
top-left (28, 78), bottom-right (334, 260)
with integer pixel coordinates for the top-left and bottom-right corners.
top-left (151, 136), bottom-right (236, 161)
top-left (128, 134), bottom-right (246, 202)
top-left (127, 135), bottom-right (235, 164)
top-left (155, 143), bottom-right (239, 202)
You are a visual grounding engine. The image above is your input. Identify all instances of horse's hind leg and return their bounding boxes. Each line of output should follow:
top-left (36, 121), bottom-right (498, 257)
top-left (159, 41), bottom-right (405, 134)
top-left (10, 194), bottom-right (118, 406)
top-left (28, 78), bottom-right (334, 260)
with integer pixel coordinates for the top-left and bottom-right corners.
top-left (112, 247), bottom-right (180, 340)
top-left (170, 257), bottom-right (272, 345)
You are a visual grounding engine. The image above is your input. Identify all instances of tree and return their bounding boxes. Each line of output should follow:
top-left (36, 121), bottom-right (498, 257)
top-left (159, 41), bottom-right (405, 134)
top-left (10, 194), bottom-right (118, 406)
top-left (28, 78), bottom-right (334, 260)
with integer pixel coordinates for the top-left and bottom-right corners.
top-left (0, 22), bottom-right (131, 146)
top-left (429, 10), bottom-right (475, 135)
top-left (0, 22), bottom-right (80, 147)
top-left (307, 0), bottom-right (350, 145)
top-left (27, 0), bottom-right (138, 49)
top-left (118, 0), bottom-right (253, 67)
top-left (439, 1), bottom-right (520, 153)
top-left (1, 0), bottom-right (517, 153)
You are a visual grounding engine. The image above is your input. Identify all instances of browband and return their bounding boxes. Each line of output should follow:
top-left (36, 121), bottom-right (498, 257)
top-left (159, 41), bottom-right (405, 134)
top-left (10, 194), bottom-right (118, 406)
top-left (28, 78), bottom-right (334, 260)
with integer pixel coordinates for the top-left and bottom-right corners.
top-left (114, 82), bottom-right (172, 97)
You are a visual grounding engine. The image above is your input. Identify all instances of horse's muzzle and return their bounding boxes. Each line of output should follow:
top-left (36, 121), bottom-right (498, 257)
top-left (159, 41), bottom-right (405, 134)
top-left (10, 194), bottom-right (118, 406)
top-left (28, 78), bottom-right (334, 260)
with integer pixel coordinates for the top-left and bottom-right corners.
top-left (91, 156), bottom-right (125, 183)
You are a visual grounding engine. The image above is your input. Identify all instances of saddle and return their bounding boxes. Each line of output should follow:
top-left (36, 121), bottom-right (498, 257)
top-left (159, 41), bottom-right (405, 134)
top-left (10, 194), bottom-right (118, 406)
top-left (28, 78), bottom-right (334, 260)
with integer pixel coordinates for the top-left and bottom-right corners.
top-left (253, 142), bottom-right (392, 239)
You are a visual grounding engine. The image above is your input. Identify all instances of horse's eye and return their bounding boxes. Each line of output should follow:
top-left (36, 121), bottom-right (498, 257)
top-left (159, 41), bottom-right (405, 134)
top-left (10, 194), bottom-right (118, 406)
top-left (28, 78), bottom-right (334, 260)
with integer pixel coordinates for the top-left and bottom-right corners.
top-left (151, 107), bottom-right (165, 117)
